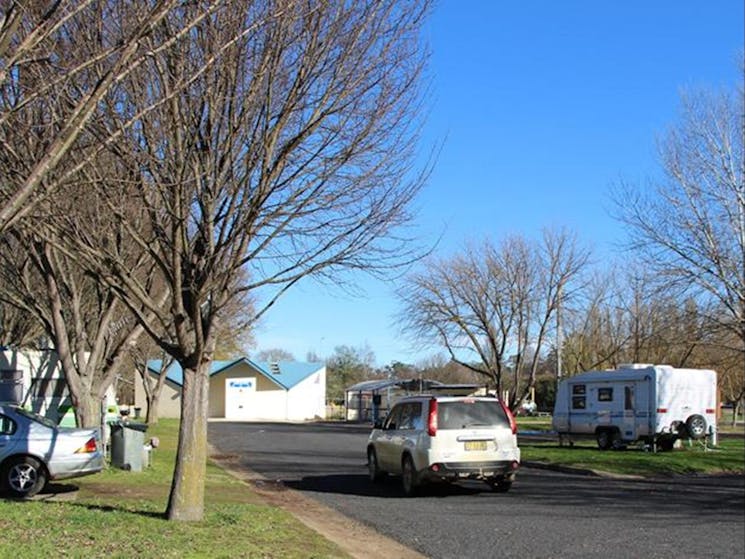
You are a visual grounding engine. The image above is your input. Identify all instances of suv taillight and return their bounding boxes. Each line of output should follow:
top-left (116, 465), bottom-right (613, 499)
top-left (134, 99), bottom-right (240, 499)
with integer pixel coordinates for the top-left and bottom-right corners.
top-left (500, 399), bottom-right (517, 435)
top-left (427, 398), bottom-right (438, 436)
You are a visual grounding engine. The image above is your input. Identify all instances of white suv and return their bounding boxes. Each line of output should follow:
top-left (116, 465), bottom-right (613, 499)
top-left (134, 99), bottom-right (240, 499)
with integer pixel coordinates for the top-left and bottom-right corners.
top-left (366, 395), bottom-right (520, 496)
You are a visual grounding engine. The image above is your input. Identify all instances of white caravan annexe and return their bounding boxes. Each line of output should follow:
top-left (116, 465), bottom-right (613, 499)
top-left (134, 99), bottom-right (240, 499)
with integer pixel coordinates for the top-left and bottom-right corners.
top-left (135, 358), bottom-right (326, 421)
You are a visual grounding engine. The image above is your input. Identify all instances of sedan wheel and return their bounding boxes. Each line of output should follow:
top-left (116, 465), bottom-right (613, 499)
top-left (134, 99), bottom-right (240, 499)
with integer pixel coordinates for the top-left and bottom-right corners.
top-left (4, 456), bottom-right (47, 498)
top-left (367, 448), bottom-right (384, 482)
top-left (401, 455), bottom-right (419, 497)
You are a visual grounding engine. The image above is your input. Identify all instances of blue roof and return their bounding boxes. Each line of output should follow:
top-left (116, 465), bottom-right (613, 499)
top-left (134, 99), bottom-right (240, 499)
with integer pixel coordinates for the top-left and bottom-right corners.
top-left (145, 358), bottom-right (324, 390)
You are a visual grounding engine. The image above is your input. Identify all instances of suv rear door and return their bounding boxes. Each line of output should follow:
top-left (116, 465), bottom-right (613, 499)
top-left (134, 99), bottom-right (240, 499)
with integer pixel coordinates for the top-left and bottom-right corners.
top-left (435, 399), bottom-right (514, 460)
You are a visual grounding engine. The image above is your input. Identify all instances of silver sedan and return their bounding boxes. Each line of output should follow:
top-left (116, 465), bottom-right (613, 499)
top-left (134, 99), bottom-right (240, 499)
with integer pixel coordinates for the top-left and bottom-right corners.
top-left (0, 405), bottom-right (104, 498)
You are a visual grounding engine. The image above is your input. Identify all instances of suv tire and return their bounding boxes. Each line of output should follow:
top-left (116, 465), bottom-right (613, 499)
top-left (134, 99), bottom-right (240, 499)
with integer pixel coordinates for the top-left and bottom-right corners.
top-left (401, 455), bottom-right (419, 497)
top-left (489, 477), bottom-right (513, 493)
top-left (367, 448), bottom-right (384, 483)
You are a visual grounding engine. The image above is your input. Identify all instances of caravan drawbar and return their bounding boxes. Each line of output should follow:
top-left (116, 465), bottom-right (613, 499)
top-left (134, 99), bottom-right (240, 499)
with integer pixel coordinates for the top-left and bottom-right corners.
top-left (552, 364), bottom-right (717, 450)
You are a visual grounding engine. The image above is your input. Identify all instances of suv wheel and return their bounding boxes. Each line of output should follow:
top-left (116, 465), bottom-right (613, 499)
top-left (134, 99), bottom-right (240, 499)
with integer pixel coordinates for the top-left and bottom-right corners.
top-left (401, 455), bottom-right (419, 497)
top-left (489, 478), bottom-right (513, 493)
top-left (367, 448), bottom-right (384, 483)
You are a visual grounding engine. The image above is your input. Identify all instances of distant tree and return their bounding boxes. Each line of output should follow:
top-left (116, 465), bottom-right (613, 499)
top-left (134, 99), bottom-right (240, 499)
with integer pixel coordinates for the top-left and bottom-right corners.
top-left (128, 338), bottom-right (173, 426)
top-left (613, 84), bottom-right (744, 409)
top-left (305, 350), bottom-right (323, 363)
top-left (398, 229), bottom-right (590, 409)
top-left (326, 344), bottom-right (376, 403)
top-left (382, 360), bottom-right (416, 379)
top-left (414, 353), bottom-right (483, 385)
top-left (562, 267), bottom-right (709, 375)
top-left (255, 348), bottom-right (296, 363)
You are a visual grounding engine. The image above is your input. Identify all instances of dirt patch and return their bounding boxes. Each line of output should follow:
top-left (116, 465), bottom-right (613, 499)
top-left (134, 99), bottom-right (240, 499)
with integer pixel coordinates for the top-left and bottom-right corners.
top-left (208, 451), bottom-right (426, 559)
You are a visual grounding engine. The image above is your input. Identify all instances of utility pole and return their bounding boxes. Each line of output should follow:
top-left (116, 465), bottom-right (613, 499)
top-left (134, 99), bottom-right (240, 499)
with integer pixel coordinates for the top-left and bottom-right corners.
top-left (556, 282), bottom-right (563, 387)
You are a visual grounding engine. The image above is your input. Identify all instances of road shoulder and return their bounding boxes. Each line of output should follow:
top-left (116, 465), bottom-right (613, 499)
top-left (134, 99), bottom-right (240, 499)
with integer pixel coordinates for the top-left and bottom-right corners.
top-left (209, 449), bottom-right (427, 559)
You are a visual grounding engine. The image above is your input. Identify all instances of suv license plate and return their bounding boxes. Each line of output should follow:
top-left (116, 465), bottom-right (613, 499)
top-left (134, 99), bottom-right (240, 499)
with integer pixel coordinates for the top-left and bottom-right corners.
top-left (464, 441), bottom-right (487, 451)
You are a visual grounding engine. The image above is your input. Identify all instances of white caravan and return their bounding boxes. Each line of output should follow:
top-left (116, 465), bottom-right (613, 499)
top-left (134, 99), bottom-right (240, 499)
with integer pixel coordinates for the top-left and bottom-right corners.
top-left (552, 364), bottom-right (717, 450)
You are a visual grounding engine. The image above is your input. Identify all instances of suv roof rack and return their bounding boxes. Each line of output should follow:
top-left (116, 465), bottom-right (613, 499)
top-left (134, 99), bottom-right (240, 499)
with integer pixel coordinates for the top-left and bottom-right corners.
top-left (426, 384), bottom-right (483, 397)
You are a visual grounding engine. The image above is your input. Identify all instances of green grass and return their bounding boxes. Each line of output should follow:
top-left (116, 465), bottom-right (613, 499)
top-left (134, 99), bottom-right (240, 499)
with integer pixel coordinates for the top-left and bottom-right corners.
top-left (0, 419), bottom-right (348, 559)
top-left (516, 416), bottom-right (553, 431)
top-left (521, 437), bottom-right (744, 477)
top-left (516, 414), bottom-right (745, 477)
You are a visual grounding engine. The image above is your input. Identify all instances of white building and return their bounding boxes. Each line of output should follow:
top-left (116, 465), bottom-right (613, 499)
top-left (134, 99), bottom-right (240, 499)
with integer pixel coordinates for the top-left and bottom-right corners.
top-left (0, 348), bottom-right (115, 426)
top-left (135, 358), bottom-right (327, 421)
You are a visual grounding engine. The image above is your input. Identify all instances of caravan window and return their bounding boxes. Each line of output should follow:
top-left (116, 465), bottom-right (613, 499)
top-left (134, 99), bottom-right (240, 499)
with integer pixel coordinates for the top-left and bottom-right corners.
top-left (598, 387), bottom-right (613, 402)
top-left (571, 384), bottom-right (586, 409)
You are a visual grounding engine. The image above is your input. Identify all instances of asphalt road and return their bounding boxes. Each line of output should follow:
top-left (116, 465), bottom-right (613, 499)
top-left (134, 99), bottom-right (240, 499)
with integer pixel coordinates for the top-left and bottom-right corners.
top-left (208, 421), bottom-right (745, 559)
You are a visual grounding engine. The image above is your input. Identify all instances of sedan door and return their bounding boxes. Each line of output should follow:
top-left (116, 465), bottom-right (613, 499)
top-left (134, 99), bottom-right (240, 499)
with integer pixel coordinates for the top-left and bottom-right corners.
top-left (0, 413), bottom-right (20, 461)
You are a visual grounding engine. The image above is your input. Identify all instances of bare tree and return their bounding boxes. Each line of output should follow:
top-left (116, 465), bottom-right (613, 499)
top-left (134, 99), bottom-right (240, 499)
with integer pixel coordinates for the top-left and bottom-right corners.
top-left (128, 338), bottom-right (173, 426)
top-left (0, 220), bottom-right (150, 427)
top-left (414, 353), bottom-right (484, 385)
top-left (613, 84), bottom-right (744, 405)
top-left (398, 229), bottom-right (590, 409)
top-left (562, 267), bottom-right (711, 373)
top-left (52, 0), bottom-right (431, 521)
top-left (0, 301), bottom-right (43, 347)
top-left (0, 1), bottom-right (211, 231)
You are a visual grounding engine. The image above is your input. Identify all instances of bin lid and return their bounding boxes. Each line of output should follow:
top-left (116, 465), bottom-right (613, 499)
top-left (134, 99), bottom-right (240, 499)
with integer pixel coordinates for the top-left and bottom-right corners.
top-left (108, 420), bottom-right (148, 432)
top-left (123, 422), bottom-right (148, 432)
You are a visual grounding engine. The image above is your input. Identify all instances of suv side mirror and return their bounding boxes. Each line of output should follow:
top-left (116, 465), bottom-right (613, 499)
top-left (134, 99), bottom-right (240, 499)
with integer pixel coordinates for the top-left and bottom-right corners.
top-left (373, 419), bottom-right (384, 429)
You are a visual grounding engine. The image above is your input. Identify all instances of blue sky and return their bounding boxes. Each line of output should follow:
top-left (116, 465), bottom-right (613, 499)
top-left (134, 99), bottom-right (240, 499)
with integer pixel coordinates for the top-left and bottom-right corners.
top-left (253, 1), bottom-right (744, 366)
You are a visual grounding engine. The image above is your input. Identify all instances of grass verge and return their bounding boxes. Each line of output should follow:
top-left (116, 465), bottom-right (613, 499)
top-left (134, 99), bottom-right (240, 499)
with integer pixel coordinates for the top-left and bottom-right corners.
top-left (521, 437), bottom-right (744, 477)
top-left (517, 416), bottom-right (745, 477)
top-left (0, 419), bottom-right (348, 559)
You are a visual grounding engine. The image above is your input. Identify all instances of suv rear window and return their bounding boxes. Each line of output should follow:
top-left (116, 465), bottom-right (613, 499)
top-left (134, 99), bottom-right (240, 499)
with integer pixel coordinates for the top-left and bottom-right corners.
top-left (437, 400), bottom-right (509, 430)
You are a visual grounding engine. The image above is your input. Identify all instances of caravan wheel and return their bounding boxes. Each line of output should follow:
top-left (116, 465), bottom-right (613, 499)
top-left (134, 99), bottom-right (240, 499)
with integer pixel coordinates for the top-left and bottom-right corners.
top-left (596, 429), bottom-right (618, 451)
top-left (685, 415), bottom-right (707, 440)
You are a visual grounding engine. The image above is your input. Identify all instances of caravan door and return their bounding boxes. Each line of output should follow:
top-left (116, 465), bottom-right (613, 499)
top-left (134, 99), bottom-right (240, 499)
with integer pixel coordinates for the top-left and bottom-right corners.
top-left (620, 384), bottom-right (636, 441)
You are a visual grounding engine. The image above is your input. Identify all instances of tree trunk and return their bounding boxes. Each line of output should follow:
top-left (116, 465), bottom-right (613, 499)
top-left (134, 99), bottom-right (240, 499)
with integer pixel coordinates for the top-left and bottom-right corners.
top-left (146, 391), bottom-right (161, 425)
top-left (73, 392), bottom-right (102, 429)
top-left (165, 360), bottom-right (209, 521)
